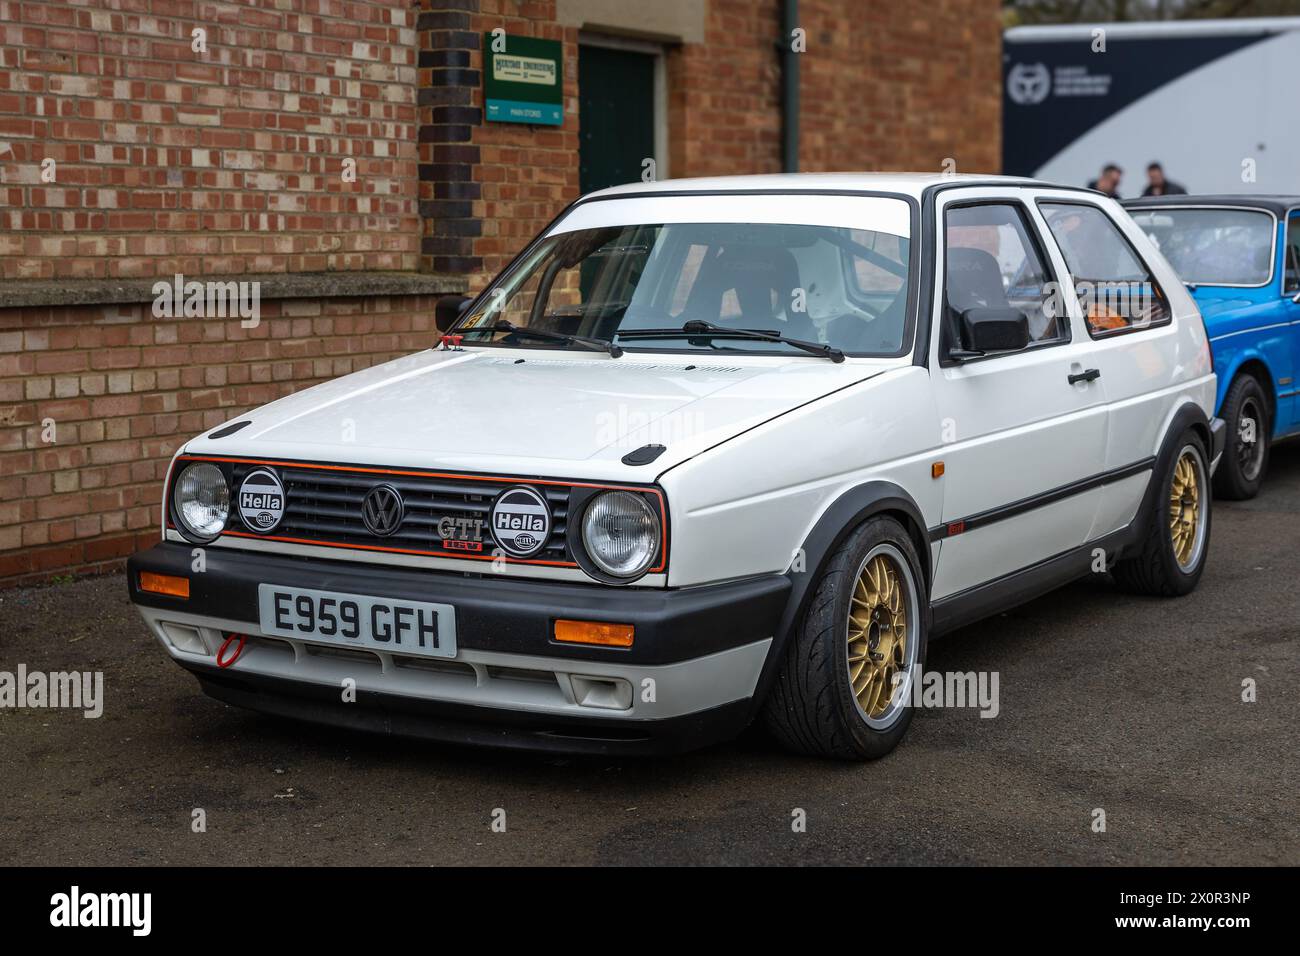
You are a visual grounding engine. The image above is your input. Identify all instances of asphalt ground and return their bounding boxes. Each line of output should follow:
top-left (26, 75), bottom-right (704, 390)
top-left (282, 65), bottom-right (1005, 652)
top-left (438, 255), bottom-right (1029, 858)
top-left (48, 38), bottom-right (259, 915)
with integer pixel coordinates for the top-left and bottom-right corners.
top-left (2, 446), bottom-right (1297, 866)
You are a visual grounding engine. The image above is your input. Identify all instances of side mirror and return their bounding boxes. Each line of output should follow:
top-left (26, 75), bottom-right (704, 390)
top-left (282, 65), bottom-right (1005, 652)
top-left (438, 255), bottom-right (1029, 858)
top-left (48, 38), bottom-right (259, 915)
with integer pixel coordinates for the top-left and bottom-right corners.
top-left (435, 295), bottom-right (471, 333)
top-left (951, 307), bottom-right (1030, 360)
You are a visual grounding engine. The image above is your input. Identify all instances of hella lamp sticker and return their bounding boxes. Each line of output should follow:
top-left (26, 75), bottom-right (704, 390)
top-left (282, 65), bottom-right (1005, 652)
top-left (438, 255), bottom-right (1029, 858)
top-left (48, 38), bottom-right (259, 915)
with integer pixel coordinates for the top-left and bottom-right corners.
top-left (237, 468), bottom-right (286, 533)
top-left (491, 486), bottom-right (551, 558)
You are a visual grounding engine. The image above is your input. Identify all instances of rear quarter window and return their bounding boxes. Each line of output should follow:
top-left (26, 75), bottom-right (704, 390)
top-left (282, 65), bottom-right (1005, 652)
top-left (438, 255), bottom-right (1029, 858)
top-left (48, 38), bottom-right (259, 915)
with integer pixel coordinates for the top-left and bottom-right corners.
top-left (1039, 202), bottom-right (1172, 338)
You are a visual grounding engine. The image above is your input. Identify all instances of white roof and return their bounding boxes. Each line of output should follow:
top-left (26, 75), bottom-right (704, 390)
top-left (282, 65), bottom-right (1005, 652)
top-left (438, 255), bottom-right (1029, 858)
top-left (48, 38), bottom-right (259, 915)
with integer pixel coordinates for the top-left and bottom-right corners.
top-left (584, 172), bottom-right (1037, 202)
top-left (1005, 16), bottom-right (1300, 43)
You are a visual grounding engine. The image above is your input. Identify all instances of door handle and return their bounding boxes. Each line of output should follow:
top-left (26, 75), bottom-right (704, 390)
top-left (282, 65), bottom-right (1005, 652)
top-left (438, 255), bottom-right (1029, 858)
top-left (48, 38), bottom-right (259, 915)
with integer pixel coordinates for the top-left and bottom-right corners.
top-left (1068, 368), bottom-right (1101, 385)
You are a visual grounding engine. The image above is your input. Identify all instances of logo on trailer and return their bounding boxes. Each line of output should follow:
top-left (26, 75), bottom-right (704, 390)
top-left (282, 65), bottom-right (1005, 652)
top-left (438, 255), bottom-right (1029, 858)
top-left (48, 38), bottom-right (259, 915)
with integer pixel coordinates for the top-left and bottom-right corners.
top-left (237, 468), bottom-right (285, 532)
top-left (491, 486), bottom-right (551, 558)
top-left (361, 484), bottom-right (405, 537)
top-left (1007, 62), bottom-right (1051, 105)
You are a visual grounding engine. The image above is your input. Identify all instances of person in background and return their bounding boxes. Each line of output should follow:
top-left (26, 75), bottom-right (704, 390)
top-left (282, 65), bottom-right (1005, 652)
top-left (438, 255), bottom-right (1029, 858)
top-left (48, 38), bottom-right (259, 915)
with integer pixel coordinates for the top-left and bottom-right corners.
top-left (1141, 162), bottom-right (1187, 196)
top-left (1087, 163), bottom-right (1123, 198)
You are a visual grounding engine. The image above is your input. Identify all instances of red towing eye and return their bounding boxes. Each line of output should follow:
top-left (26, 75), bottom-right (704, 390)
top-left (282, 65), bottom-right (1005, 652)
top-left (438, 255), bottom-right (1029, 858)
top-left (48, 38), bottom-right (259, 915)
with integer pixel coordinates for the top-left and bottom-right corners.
top-left (217, 633), bottom-right (248, 669)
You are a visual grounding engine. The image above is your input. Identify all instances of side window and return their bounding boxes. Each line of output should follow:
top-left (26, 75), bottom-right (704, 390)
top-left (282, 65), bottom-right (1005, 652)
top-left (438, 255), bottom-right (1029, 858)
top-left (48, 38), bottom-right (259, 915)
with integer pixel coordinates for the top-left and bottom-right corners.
top-left (1039, 202), bottom-right (1171, 336)
top-left (1285, 214), bottom-right (1300, 294)
top-left (943, 203), bottom-right (1066, 352)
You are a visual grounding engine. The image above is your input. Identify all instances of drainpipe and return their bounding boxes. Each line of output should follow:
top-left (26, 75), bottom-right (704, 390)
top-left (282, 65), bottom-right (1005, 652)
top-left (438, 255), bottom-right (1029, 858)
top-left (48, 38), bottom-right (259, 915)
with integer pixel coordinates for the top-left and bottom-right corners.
top-left (781, 0), bottom-right (800, 173)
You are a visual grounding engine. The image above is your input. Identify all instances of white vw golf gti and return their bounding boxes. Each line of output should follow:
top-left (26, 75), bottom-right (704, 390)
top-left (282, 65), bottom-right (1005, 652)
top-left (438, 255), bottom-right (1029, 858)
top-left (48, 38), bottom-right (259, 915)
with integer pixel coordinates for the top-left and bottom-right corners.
top-left (129, 174), bottom-right (1223, 759)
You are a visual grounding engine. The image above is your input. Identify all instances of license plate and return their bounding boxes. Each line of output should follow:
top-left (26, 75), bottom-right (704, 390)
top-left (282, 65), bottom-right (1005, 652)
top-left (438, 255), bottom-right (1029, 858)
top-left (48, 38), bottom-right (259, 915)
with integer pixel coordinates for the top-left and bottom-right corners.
top-left (257, 584), bottom-right (457, 659)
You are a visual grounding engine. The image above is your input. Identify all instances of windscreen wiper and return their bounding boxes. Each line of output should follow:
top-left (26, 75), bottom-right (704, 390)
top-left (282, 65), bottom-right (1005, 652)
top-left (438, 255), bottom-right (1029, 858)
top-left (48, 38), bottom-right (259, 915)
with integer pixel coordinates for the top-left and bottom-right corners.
top-left (616, 320), bottom-right (844, 363)
top-left (460, 320), bottom-right (623, 358)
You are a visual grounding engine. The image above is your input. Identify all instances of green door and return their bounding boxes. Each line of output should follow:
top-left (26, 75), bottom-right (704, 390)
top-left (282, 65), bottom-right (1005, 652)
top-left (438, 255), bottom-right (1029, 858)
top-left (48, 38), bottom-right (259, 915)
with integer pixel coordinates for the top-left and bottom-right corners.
top-left (578, 45), bottom-right (655, 194)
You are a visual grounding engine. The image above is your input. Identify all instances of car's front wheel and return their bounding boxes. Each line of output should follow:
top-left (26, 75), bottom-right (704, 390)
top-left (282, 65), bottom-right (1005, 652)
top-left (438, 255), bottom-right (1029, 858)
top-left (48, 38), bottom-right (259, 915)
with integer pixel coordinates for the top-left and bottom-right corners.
top-left (1213, 373), bottom-right (1270, 500)
top-left (763, 515), bottom-right (926, 760)
top-left (1113, 428), bottom-right (1211, 596)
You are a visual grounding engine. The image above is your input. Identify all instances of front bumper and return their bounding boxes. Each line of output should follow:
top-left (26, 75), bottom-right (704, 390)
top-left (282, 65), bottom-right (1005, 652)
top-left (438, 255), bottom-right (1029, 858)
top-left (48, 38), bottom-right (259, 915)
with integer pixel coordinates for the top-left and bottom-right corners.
top-left (127, 543), bottom-right (789, 754)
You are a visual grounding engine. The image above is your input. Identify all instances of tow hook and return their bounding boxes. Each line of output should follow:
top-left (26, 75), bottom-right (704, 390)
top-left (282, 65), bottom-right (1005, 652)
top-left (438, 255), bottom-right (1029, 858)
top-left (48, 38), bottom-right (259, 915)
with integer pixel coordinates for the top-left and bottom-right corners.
top-left (217, 633), bottom-right (248, 669)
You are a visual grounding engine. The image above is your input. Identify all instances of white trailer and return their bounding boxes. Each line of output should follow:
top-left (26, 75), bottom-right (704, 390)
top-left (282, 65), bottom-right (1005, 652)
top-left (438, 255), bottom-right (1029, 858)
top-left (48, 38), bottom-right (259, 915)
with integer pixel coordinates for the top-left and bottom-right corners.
top-left (1002, 17), bottom-right (1300, 197)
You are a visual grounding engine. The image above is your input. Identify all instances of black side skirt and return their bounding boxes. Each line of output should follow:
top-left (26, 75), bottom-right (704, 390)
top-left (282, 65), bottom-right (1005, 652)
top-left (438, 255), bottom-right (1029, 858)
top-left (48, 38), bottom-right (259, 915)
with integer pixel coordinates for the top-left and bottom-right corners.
top-left (930, 524), bottom-right (1139, 637)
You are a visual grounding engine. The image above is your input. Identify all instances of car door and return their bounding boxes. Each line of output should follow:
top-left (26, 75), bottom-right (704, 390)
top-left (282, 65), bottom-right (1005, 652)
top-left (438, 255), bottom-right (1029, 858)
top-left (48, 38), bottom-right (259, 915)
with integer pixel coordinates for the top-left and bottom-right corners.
top-left (1036, 196), bottom-right (1186, 538)
top-left (928, 189), bottom-right (1108, 602)
top-left (1284, 209), bottom-right (1300, 433)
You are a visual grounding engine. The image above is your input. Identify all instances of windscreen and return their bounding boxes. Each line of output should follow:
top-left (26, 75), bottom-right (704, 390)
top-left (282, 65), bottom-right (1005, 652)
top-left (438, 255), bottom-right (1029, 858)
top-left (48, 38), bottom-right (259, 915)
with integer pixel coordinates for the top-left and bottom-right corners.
top-left (456, 200), bottom-right (914, 356)
top-left (1129, 208), bottom-right (1275, 286)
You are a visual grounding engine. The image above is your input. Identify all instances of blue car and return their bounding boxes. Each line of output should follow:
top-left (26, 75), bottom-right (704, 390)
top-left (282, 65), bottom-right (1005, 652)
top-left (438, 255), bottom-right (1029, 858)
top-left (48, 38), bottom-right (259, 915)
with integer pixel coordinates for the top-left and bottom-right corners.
top-left (1125, 196), bottom-right (1300, 498)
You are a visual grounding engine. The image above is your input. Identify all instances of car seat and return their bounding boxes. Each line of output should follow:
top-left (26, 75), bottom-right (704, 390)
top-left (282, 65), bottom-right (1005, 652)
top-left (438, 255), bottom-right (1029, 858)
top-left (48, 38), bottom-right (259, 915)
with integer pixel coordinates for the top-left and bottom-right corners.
top-left (683, 245), bottom-right (816, 340)
top-left (945, 247), bottom-right (1010, 312)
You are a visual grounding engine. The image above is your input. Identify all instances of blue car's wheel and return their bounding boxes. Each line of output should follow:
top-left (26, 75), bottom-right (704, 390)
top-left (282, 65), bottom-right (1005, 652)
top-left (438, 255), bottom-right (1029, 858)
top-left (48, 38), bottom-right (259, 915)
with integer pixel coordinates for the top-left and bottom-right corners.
top-left (1214, 374), bottom-right (1270, 500)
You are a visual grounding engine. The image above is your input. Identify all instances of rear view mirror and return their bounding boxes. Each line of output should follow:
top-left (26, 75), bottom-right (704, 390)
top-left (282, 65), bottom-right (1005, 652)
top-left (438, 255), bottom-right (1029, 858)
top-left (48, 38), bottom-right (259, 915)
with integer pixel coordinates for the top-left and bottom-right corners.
top-left (952, 307), bottom-right (1030, 359)
top-left (435, 295), bottom-right (471, 332)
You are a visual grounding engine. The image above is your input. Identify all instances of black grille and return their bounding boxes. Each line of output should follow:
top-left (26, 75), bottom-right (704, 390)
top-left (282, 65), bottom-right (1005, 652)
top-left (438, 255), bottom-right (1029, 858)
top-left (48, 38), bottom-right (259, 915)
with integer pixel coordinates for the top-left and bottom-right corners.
top-left (227, 462), bottom-right (571, 563)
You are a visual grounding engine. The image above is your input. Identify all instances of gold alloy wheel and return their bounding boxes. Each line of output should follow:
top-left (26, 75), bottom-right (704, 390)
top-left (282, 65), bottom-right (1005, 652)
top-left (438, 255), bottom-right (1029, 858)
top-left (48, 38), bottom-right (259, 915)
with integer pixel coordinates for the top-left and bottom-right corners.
top-left (848, 552), bottom-right (909, 720)
top-left (1169, 450), bottom-right (1201, 568)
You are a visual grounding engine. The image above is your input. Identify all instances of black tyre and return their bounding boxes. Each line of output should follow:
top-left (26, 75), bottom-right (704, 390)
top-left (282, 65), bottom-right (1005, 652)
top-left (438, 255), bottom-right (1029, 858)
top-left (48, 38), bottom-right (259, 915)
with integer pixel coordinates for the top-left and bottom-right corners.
top-left (763, 515), bottom-right (927, 760)
top-left (1113, 428), bottom-right (1211, 597)
top-left (1213, 373), bottom-right (1270, 500)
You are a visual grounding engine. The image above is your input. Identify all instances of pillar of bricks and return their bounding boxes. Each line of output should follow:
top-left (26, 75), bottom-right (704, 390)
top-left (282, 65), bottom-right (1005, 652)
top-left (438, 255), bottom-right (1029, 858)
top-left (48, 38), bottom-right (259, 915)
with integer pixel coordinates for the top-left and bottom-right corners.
top-left (417, 1), bottom-right (483, 277)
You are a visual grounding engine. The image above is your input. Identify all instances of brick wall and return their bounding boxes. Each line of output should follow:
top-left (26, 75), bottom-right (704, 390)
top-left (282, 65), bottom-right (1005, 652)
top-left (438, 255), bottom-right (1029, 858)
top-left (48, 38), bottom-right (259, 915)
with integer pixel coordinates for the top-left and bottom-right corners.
top-left (455, 0), bottom-right (1001, 289)
top-left (467, 0), bottom-right (580, 286)
top-left (0, 295), bottom-right (443, 585)
top-left (799, 0), bottom-right (1003, 174)
top-left (460, 0), bottom-right (789, 288)
top-left (669, 0), bottom-right (783, 178)
top-left (0, 0), bottom-right (421, 280)
top-left (415, 0), bottom-right (582, 283)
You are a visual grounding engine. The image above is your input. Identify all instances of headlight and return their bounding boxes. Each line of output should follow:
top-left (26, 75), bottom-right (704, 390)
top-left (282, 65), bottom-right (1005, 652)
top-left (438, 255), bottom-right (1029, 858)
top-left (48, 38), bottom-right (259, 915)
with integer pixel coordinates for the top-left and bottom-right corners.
top-left (581, 491), bottom-right (660, 579)
top-left (173, 462), bottom-right (230, 539)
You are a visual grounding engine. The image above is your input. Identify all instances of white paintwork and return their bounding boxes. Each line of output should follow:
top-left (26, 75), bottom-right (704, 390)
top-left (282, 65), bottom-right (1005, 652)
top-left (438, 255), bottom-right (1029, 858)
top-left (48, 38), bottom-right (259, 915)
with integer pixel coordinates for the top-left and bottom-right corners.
top-left (1005, 16), bottom-right (1300, 41)
top-left (170, 172), bottom-right (1215, 604)
top-left (918, 187), bottom-right (1214, 598)
top-left (183, 348), bottom-right (892, 482)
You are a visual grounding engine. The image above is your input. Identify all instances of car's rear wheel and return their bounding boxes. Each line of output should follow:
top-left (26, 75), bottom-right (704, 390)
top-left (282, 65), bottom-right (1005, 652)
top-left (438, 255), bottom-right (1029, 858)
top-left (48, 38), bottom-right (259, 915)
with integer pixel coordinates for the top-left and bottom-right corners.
top-left (1213, 373), bottom-right (1270, 500)
top-left (1113, 429), bottom-right (1211, 596)
top-left (763, 516), bottom-right (926, 760)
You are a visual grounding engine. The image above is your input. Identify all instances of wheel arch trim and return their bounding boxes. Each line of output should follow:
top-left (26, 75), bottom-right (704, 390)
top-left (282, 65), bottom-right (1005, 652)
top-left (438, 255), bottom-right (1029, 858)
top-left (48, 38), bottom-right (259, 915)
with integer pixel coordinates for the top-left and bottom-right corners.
top-left (746, 480), bottom-right (933, 717)
top-left (1135, 400), bottom-right (1212, 546)
top-left (1219, 352), bottom-right (1279, 424)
